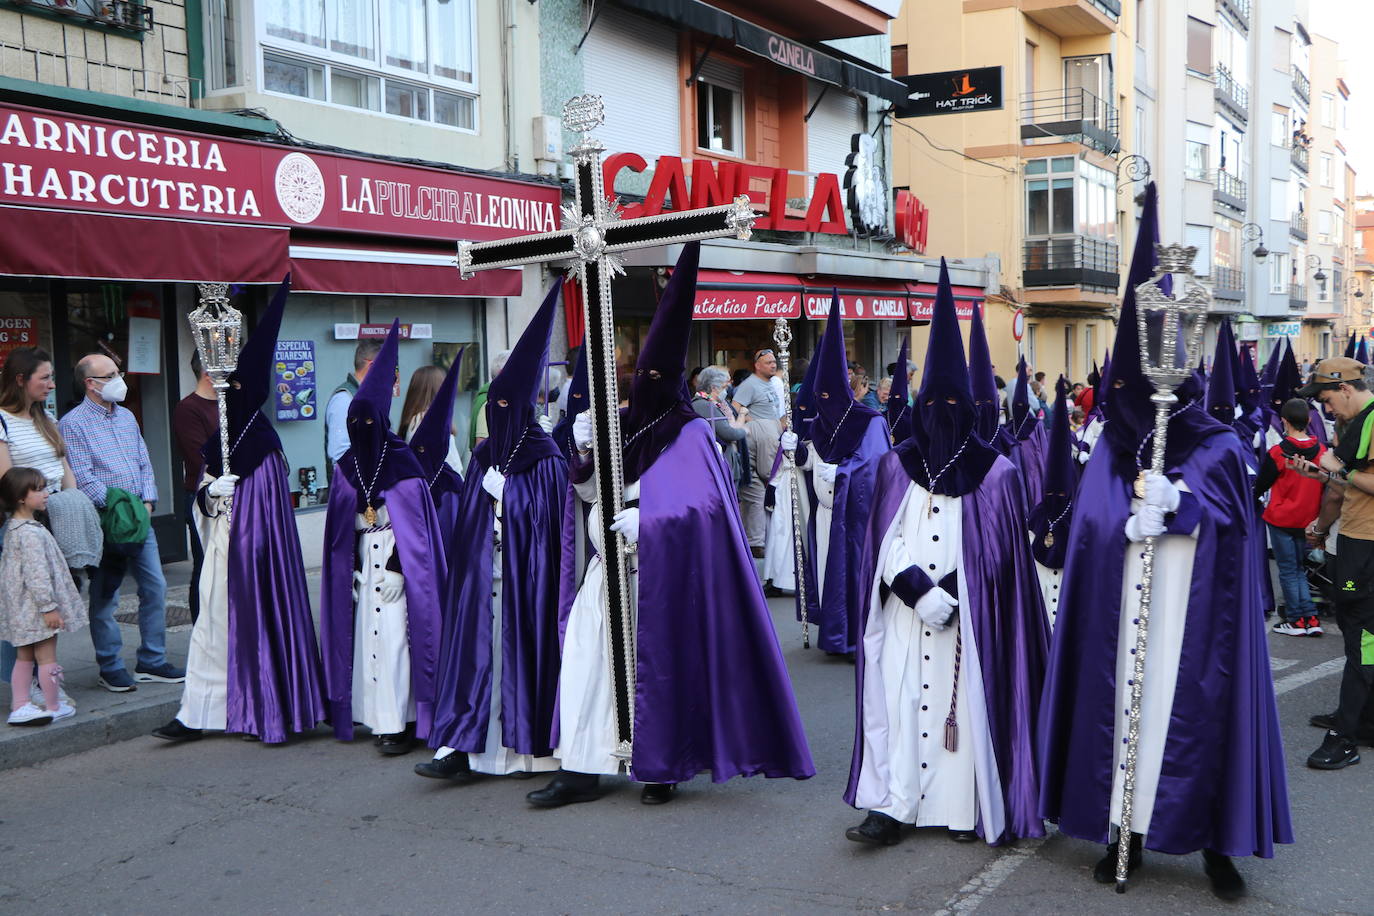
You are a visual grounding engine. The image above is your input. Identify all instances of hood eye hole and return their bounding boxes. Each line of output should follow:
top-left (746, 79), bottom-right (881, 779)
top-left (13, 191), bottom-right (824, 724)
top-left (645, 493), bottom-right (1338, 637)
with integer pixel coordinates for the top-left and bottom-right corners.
top-left (230, 380), bottom-right (242, 390)
top-left (648, 369), bottom-right (661, 380)
top-left (496, 399), bottom-right (509, 408)
top-left (819, 391), bottom-right (830, 399)
top-left (1112, 379), bottom-right (1126, 389)
top-left (416, 445), bottom-right (426, 452)
top-left (364, 417), bottom-right (374, 425)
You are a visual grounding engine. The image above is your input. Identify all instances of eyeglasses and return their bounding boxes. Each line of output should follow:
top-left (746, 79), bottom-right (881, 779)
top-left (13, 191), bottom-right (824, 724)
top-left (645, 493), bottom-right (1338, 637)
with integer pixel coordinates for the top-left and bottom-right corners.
top-left (91, 372), bottom-right (125, 381)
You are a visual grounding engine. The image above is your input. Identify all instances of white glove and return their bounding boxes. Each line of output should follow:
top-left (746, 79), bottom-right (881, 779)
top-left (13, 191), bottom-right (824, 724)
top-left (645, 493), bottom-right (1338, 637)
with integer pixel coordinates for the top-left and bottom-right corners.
top-left (780, 431), bottom-right (798, 451)
top-left (1125, 505), bottom-right (1166, 542)
top-left (913, 587), bottom-right (959, 629)
top-left (207, 474), bottom-right (239, 499)
top-left (610, 507), bottom-right (640, 545)
top-left (481, 466), bottom-right (505, 503)
top-left (352, 570), bottom-right (364, 605)
top-left (573, 412), bottom-right (593, 451)
top-left (816, 462), bottom-right (837, 486)
top-left (378, 570), bottom-right (405, 605)
top-left (1142, 473), bottom-right (1181, 512)
top-left (537, 414), bottom-right (555, 434)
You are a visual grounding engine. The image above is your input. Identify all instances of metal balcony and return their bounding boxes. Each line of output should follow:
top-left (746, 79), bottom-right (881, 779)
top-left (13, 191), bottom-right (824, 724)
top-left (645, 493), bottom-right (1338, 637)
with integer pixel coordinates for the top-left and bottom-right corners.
top-left (1292, 66), bottom-right (1311, 104)
top-left (1213, 266), bottom-right (1245, 302)
top-left (1289, 282), bottom-right (1308, 312)
top-left (1021, 0), bottom-right (1120, 36)
top-left (1291, 144), bottom-right (1310, 173)
top-left (1214, 64), bottom-right (1249, 123)
top-left (1290, 213), bottom-right (1309, 240)
top-left (1218, 0), bottom-right (1251, 30)
top-left (1023, 235), bottom-right (1120, 291)
top-left (1213, 170), bottom-right (1247, 212)
top-left (1020, 88), bottom-right (1119, 155)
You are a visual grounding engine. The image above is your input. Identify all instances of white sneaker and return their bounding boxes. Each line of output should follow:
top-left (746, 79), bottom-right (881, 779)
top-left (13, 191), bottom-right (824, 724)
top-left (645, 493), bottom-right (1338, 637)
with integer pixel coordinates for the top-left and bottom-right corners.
top-left (29, 683), bottom-right (75, 710)
top-left (51, 702), bottom-right (76, 722)
top-left (7, 703), bottom-right (53, 726)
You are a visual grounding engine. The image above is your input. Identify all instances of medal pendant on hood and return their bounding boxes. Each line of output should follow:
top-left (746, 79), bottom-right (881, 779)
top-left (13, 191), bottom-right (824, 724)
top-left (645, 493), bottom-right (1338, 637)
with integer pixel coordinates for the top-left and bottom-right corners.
top-left (1043, 531), bottom-right (1055, 548)
top-left (364, 504), bottom-right (377, 527)
top-left (1133, 472), bottom-right (1147, 500)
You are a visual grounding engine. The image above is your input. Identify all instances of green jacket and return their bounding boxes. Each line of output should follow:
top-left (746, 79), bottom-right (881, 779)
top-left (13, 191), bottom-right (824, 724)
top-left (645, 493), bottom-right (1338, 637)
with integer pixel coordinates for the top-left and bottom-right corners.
top-left (101, 487), bottom-right (149, 545)
top-left (469, 381), bottom-right (490, 443)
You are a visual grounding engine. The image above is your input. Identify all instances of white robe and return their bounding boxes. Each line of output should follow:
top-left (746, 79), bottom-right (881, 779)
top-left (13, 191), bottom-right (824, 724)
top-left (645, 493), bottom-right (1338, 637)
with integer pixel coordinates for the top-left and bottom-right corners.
top-left (177, 484), bottom-right (231, 730)
top-left (554, 478), bottom-right (640, 776)
top-left (1108, 484), bottom-right (1197, 836)
top-left (854, 481), bottom-right (1004, 837)
top-left (800, 450), bottom-right (838, 595)
top-left (762, 463), bottom-right (808, 591)
top-left (1034, 560), bottom-right (1063, 631)
top-left (351, 505), bottom-right (415, 736)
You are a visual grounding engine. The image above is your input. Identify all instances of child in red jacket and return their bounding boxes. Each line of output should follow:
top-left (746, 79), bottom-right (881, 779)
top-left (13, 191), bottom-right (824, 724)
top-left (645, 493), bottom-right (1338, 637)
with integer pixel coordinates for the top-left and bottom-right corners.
top-left (1256, 398), bottom-right (1327, 635)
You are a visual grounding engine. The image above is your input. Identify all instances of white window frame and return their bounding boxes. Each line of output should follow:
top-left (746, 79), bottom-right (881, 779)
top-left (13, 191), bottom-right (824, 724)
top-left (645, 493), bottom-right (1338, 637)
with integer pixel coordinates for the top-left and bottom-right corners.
top-left (695, 77), bottom-right (745, 158)
top-left (1270, 252), bottom-right (1288, 294)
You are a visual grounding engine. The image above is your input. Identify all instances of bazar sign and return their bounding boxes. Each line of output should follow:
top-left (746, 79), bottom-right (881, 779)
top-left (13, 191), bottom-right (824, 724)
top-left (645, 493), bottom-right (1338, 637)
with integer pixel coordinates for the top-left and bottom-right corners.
top-left (804, 289), bottom-right (907, 319)
top-left (1264, 321), bottom-right (1301, 338)
top-left (604, 153), bottom-right (848, 234)
top-left (0, 104), bottom-right (560, 242)
top-left (693, 290), bottom-right (801, 320)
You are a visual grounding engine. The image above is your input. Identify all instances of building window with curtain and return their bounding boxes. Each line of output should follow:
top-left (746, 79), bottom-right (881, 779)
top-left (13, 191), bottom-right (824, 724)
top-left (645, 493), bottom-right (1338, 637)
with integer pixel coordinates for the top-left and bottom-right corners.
top-left (257, 0), bottom-right (477, 131)
top-left (694, 59), bottom-right (745, 157)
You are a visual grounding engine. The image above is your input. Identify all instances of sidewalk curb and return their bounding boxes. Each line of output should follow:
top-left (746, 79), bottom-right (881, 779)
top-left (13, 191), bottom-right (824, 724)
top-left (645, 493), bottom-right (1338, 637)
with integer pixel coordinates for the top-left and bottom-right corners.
top-left (0, 696), bottom-right (180, 772)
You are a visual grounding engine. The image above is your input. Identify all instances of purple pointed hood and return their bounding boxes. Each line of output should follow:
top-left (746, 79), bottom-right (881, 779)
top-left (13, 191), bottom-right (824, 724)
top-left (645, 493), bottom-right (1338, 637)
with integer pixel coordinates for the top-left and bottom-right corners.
top-left (203, 274), bottom-right (289, 479)
top-left (887, 336), bottom-right (912, 444)
top-left (1260, 339), bottom-right (1282, 394)
top-left (810, 291), bottom-right (883, 463)
top-left (410, 345), bottom-right (463, 494)
top-left (341, 320), bottom-right (424, 508)
top-left (1205, 319), bottom-right (1239, 424)
top-left (621, 242), bottom-right (702, 481)
top-left (894, 258), bottom-right (1000, 496)
top-left (551, 347), bottom-right (588, 457)
top-left (1272, 340), bottom-right (1302, 408)
top-left (1029, 375), bottom-right (1076, 567)
top-left (478, 283), bottom-right (563, 476)
top-left (1010, 355), bottom-right (1037, 440)
top-left (967, 292), bottom-right (1000, 443)
top-left (1346, 331), bottom-right (1358, 359)
top-left (1358, 337), bottom-right (1370, 366)
top-left (792, 336), bottom-right (824, 441)
top-left (1237, 342), bottom-right (1262, 416)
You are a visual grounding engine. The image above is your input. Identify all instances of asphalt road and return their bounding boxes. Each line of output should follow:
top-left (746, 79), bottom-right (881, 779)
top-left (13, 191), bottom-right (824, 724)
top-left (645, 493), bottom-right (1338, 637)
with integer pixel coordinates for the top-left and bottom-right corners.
top-left (0, 601), bottom-right (1365, 916)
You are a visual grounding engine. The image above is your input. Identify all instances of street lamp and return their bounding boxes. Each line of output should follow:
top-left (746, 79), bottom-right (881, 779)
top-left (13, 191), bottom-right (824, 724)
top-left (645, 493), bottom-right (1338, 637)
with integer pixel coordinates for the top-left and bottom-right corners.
top-left (1307, 254), bottom-right (1328, 293)
top-left (1348, 277), bottom-right (1366, 299)
top-left (1240, 222), bottom-right (1268, 263)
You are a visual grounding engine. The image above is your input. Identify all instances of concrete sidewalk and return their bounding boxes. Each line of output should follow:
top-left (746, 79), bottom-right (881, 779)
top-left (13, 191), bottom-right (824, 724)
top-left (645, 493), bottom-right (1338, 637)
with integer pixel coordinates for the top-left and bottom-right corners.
top-left (0, 560), bottom-right (324, 771)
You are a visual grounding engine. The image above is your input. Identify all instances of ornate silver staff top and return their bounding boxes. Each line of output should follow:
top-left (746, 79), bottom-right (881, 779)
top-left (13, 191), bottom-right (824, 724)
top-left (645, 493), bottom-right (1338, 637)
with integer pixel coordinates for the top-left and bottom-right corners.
top-left (1115, 243), bottom-right (1208, 893)
top-left (189, 283), bottom-right (243, 518)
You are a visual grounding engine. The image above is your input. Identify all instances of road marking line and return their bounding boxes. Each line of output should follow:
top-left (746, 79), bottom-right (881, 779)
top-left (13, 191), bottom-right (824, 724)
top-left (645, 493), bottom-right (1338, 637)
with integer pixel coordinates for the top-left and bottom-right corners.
top-left (939, 656), bottom-right (1345, 913)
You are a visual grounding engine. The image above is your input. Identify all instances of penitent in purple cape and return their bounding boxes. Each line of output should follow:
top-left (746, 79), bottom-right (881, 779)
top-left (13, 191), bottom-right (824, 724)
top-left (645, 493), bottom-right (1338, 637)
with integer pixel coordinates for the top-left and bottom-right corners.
top-left (796, 292), bottom-right (891, 655)
top-left (429, 282), bottom-right (566, 758)
top-left (1006, 356), bottom-right (1049, 511)
top-left (1037, 183), bottom-right (1292, 858)
top-left (844, 258), bottom-right (1048, 844)
top-left (558, 241), bottom-right (813, 785)
top-left (320, 320), bottom-right (448, 741)
top-left (194, 274), bottom-right (326, 743)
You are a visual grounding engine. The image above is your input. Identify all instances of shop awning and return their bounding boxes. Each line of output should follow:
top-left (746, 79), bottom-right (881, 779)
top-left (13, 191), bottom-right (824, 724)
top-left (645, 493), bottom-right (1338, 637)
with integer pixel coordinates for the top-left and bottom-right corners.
top-left (692, 269), bottom-right (804, 319)
top-left (801, 277), bottom-right (910, 320)
top-left (907, 282), bottom-right (986, 321)
top-left (0, 205), bottom-right (289, 283)
top-left (288, 242), bottom-right (521, 297)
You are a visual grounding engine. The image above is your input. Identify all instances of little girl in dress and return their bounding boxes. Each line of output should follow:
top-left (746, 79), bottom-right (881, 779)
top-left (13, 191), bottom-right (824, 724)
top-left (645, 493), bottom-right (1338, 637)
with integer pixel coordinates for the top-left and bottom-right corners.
top-left (2, 467), bottom-right (86, 726)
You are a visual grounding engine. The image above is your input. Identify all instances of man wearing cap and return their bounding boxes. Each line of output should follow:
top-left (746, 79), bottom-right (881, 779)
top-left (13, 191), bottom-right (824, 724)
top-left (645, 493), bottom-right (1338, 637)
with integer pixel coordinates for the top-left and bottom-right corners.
top-left (1291, 357), bottom-right (1374, 769)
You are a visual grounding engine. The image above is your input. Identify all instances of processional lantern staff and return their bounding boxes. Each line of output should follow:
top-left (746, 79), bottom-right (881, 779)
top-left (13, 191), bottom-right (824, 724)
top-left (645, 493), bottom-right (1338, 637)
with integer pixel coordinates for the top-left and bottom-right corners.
top-left (1115, 243), bottom-right (1209, 892)
top-left (772, 317), bottom-right (809, 649)
top-left (457, 94), bottom-right (756, 760)
top-left (188, 282), bottom-right (243, 522)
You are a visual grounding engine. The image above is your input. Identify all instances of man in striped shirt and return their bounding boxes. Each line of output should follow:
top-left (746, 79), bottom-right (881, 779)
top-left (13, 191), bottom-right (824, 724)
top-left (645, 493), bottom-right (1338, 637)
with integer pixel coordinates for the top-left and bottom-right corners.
top-left (60, 354), bottom-right (184, 692)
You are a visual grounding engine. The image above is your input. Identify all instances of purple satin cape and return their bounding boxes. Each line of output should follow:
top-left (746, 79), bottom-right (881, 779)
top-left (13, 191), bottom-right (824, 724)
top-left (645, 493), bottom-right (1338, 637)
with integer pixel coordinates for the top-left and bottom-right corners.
top-left (222, 451), bottom-right (327, 742)
top-left (844, 452), bottom-right (1049, 844)
top-left (1007, 424), bottom-right (1049, 513)
top-left (1037, 430), bottom-right (1293, 857)
top-left (320, 467), bottom-right (448, 741)
top-left (429, 452), bottom-right (566, 755)
top-left (799, 416), bottom-right (891, 654)
top-left (558, 419), bottom-right (815, 784)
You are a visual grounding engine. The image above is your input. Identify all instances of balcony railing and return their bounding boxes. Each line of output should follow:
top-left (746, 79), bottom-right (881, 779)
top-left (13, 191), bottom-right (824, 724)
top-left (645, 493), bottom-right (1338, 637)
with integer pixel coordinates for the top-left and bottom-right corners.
top-left (1292, 66), bottom-right (1311, 103)
top-left (1020, 88), bottom-right (1119, 155)
top-left (1213, 266), bottom-right (1245, 301)
top-left (1214, 64), bottom-right (1249, 120)
top-left (1290, 213), bottom-right (1309, 240)
top-left (0, 39), bottom-right (196, 105)
top-left (1023, 235), bottom-right (1121, 291)
top-left (1213, 169), bottom-right (1247, 211)
top-left (1218, 0), bottom-right (1252, 29)
top-left (8, 0), bottom-right (153, 31)
top-left (1289, 282), bottom-right (1309, 311)
top-left (1292, 144), bottom-right (1310, 173)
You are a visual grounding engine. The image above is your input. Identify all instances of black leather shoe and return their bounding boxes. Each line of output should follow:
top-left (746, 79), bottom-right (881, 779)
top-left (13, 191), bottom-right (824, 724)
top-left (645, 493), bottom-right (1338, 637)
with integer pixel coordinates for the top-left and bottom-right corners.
top-left (1202, 849), bottom-right (1246, 901)
top-left (1310, 711), bottom-right (1337, 730)
top-left (844, 811), bottom-right (902, 846)
top-left (414, 753), bottom-right (477, 782)
top-left (377, 732), bottom-right (415, 756)
top-left (526, 772), bottom-right (601, 808)
top-left (640, 783), bottom-right (676, 805)
top-left (948, 829), bottom-right (978, 843)
top-left (1093, 835), bottom-right (1143, 884)
top-left (151, 719), bottom-right (203, 743)
top-left (1307, 731), bottom-right (1360, 769)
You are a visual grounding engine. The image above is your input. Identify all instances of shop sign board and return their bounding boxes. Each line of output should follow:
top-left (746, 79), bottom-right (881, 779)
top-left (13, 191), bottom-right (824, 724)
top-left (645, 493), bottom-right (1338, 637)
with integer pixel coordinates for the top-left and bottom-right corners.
top-left (334, 323), bottom-right (432, 340)
top-left (693, 289), bottom-right (801, 320)
top-left (0, 317), bottom-right (36, 367)
top-left (1265, 321), bottom-right (1301, 338)
top-left (896, 67), bottom-right (1003, 118)
top-left (274, 340), bottom-right (317, 422)
top-left (909, 296), bottom-right (980, 321)
top-left (803, 289), bottom-right (907, 320)
top-left (0, 103), bottom-right (561, 243)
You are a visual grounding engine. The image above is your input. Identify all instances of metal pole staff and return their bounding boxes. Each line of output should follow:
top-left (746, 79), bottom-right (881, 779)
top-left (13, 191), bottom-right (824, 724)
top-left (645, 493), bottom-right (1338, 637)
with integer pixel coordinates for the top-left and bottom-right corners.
top-left (1115, 243), bottom-right (1209, 892)
top-left (771, 318), bottom-right (810, 648)
top-left (188, 283), bottom-right (243, 523)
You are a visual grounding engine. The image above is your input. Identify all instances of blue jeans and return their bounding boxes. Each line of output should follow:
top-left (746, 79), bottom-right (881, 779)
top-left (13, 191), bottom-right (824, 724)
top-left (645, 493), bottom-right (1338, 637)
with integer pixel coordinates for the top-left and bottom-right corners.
top-left (1268, 523), bottom-right (1317, 622)
top-left (0, 640), bottom-right (12, 682)
top-left (88, 530), bottom-right (167, 675)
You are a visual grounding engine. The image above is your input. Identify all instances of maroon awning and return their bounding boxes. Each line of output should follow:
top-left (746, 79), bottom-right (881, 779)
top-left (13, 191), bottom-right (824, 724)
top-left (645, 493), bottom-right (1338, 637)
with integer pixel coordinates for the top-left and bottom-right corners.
top-left (287, 240), bottom-right (520, 297)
